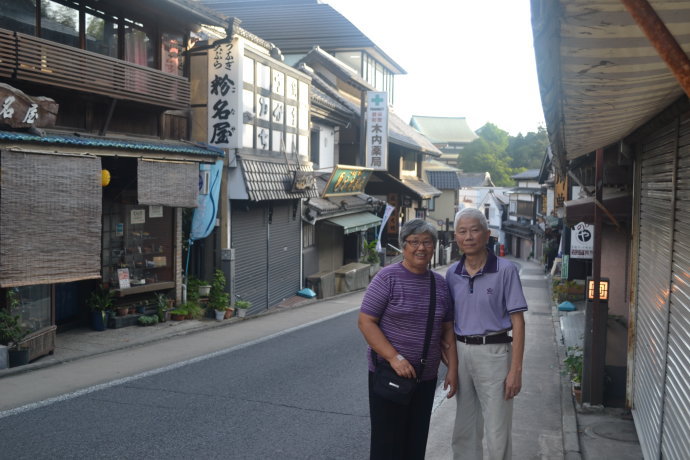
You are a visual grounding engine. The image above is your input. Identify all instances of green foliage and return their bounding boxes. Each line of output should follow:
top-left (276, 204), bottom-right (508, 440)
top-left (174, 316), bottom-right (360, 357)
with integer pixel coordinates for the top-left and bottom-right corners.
top-left (360, 240), bottom-right (380, 265)
top-left (564, 346), bottom-right (583, 384)
top-left (235, 300), bottom-right (251, 309)
top-left (137, 315), bottom-right (159, 326)
top-left (184, 302), bottom-right (204, 320)
top-left (458, 122), bottom-right (548, 187)
top-left (0, 309), bottom-right (28, 349)
top-left (209, 270), bottom-right (230, 311)
top-left (169, 307), bottom-right (188, 316)
top-left (552, 280), bottom-right (583, 303)
top-left (87, 286), bottom-right (113, 312)
top-left (186, 277), bottom-right (202, 304)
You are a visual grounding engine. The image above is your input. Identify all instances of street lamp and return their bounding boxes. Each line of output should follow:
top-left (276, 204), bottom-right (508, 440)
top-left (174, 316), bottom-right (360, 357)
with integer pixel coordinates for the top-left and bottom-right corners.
top-left (582, 276), bottom-right (610, 405)
top-left (587, 277), bottom-right (609, 302)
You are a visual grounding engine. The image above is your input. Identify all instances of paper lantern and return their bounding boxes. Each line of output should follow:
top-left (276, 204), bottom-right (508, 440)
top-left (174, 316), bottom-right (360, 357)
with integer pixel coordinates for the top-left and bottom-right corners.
top-left (101, 169), bottom-right (111, 187)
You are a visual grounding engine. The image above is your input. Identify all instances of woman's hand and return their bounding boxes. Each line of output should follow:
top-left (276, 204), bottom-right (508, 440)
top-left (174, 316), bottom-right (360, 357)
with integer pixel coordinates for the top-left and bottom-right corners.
top-left (389, 354), bottom-right (417, 379)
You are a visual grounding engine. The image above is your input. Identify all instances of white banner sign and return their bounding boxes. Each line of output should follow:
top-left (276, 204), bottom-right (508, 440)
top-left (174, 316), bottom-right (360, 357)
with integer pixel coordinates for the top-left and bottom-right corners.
top-left (375, 204), bottom-right (395, 252)
top-left (208, 37), bottom-right (243, 149)
top-left (570, 222), bottom-right (593, 259)
top-left (365, 91), bottom-right (388, 170)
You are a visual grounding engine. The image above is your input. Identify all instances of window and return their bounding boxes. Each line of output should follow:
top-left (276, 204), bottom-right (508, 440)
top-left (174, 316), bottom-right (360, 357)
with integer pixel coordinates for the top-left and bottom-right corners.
top-left (41, 0), bottom-right (79, 48)
top-left (1, 0), bottom-right (36, 35)
top-left (310, 128), bottom-right (320, 167)
top-left (401, 152), bottom-right (416, 172)
top-left (428, 197), bottom-right (436, 211)
top-left (124, 20), bottom-right (154, 68)
top-left (335, 51), bottom-right (362, 74)
top-left (484, 204), bottom-right (490, 220)
top-left (85, 8), bottom-right (118, 58)
top-left (9, 285), bottom-right (51, 333)
top-left (303, 222), bottom-right (315, 248)
top-left (161, 32), bottom-right (185, 76)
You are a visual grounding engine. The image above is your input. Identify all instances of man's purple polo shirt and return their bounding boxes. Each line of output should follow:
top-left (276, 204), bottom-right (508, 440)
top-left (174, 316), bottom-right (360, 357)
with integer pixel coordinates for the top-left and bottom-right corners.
top-left (446, 250), bottom-right (528, 336)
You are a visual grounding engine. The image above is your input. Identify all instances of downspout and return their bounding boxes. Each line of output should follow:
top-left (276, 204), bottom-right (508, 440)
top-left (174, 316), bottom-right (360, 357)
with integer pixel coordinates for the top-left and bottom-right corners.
top-left (621, 0), bottom-right (690, 97)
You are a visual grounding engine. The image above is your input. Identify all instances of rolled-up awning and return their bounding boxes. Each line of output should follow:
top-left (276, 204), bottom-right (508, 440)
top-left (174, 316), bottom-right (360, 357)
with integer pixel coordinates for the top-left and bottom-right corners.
top-left (324, 212), bottom-right (382, 234)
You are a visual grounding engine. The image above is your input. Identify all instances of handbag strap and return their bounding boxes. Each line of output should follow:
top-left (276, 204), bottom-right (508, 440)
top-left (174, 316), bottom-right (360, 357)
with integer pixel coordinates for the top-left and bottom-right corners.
top-left (372, 271), bottom-right (437, 382)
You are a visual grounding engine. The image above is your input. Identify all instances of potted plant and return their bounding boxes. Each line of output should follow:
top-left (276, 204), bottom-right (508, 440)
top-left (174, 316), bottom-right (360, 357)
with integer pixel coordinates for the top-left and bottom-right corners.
top-left (361, 239), bottom-right (381, 277)
top-left (0, 308), bottom-right (29, 367)
top-left (86, 285), bottom-right (113, 331)
top-left (155, 293), bottom-right (170, 322)
top-left (235, 299), bottom-right (251, 318)
top-left (184, 302), bottom-right (203, 320)
top-left (224, 306), bottom-right (235, 319)
top-left (137, 315), bottom-right (159, 326)
top-left (209, 270), bottom-right (230, 321)
top-left (564, 346), bottom-right (583, 403)
top-left (186, 277), bottom-right (202, 304)
top-left (169, 307), bottom-right (188, 321)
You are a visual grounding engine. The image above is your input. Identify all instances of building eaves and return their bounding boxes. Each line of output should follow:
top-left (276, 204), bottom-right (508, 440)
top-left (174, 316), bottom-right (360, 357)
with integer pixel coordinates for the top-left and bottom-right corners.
top-left (0, 130), bottom-right (224, 157)
top-left (239, 157), bottom-right (319, 201)
top-left (409, 115), bottom-right (478, 144)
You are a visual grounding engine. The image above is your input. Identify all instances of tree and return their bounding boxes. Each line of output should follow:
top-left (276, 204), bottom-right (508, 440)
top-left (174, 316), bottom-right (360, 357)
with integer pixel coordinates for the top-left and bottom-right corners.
top-left (458, 122), bottom-right (547, 186)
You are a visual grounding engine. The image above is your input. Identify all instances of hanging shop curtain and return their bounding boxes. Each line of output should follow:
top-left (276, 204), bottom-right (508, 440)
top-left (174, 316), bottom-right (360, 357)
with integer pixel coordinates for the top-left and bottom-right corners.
top-left (0, 150), bottom-right (102, 287)
top-left (137, 159), bottom-right (198, 208)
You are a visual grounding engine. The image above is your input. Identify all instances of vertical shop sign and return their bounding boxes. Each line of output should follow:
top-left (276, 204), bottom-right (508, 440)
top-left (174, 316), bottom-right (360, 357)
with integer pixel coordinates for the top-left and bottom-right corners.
top-left (570, 222), bottom-right (594, 259)
top-left (365, 91), bottom-right (388, 170)
top-left (208, 37), bottom-right (243, 149)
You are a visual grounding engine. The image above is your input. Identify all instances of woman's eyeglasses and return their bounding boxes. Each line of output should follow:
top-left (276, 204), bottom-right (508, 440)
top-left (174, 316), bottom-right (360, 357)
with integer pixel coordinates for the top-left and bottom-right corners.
top-left (405, 240), bottom-right (434, 248)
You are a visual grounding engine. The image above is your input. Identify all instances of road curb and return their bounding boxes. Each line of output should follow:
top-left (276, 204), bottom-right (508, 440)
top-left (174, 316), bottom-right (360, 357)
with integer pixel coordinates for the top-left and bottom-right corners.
top-left (553, 303), bottom-right (583, 459)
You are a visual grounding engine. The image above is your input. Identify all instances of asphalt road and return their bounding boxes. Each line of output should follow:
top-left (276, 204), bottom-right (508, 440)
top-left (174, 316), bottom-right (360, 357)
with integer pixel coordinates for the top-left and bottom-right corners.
top-left (0, 311), bottom-right (372, 459)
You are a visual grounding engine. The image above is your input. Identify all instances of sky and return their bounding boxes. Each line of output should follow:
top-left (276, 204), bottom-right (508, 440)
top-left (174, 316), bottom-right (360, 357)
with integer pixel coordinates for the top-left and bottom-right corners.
top-left (325, 0), bottom-right (545, 136)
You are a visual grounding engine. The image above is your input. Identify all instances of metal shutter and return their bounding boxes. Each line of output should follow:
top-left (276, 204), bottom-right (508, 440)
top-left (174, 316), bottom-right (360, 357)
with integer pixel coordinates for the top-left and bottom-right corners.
top-left (663, 117), bottom-right (690, 459)
top-left (267, 202), bottom-right (301, 306)
top-left (231, 204), bottom-right (267, 314)
top-left (633, 120), bottom-right (675, 459)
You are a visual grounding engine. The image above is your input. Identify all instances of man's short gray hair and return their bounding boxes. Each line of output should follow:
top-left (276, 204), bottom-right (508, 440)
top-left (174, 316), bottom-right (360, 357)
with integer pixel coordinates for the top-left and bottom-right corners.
top-left (454, 207), bottom-right (489, 231)
top-left (399, 219), bottom-right (438, 248)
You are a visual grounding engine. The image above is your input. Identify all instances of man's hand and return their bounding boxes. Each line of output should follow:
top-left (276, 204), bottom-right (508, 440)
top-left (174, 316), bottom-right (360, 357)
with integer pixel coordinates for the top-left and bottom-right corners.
top-left (440, 339), bottom-right (451, 366)
top-left (504, 369), bottom-right (522, 400)
top-left (444, 370), bottom-right (457, 398)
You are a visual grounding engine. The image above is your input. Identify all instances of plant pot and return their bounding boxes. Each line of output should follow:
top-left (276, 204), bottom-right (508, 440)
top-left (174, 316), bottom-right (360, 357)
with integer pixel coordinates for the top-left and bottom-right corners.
top-left (90, 310), bottom-right (107, 331)
top-left (8, 348), bottom-right (30, 368)
top-left (136, 305), bottom-right (146, 314)
top-left (237, 308), bottom-right (247, 318)
top-left (170, 313), bottom-right (185, 321)
top-left (128, 307), bottom-right (136, 315)
top-left (224, 308), bottom-right (234, 319)
top-left (214, 310), bottom-right (225, 321)
top-left (198, 285), bottom-right (211, 297)
top-left (164, 311), bottom-right (171, 322)
top-left (116, 306), bottom-right (128, 317)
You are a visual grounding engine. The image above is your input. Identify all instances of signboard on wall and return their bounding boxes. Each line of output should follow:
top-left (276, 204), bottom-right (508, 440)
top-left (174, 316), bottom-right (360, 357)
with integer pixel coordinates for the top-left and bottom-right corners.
top-left (554, 174), bottom-right (568, 210)
top-left (0, 83), bottom-right (58, 129)
top-left (365, 91), bottom-right (388, 170)
top-left (208, 37), bottom-right (243, 149)
top-left (322, 165), bottom-right (373, 197)
top-left (570, 222), bottom-right (593, 259)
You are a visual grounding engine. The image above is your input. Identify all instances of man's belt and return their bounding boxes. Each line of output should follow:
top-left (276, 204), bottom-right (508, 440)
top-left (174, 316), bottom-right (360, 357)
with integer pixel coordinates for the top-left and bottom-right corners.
top-left (456, 332), bottom-right (512, 345)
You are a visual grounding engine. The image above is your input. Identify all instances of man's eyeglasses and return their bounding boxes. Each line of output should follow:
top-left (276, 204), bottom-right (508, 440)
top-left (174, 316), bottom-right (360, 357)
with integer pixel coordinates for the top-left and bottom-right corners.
top-left (405, 240), bottom-right (434, 248)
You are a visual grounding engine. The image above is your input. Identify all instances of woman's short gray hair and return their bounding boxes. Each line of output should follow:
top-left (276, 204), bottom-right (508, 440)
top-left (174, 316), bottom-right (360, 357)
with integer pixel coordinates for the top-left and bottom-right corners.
top-left (399, 219), bottom-right (438, 248)
top-left (454, 207), bottom-right (489, 231)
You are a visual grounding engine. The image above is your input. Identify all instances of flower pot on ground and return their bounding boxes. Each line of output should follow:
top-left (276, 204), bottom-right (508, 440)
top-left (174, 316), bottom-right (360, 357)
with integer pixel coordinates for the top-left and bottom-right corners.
top-left (115, 306), bottom-right (128, 317)
top-left (8, 348), bottom-right (30, 367)
top-left (0, 308), bottom-right (29, 367)
top-left (214, 309), bottom-right (225, 321)
top-left (208, 269), bottom-right (230, 314)
top-left (155, 293), bottom-right (170, 323)
top-left (235, 300), bottom-right (251, 318)
top-left (86, 285), bottom-right (113, 332)
top-left (224, 307), bottom-right (234, 319)
top-left (169, 308), bottom-right (187, 321)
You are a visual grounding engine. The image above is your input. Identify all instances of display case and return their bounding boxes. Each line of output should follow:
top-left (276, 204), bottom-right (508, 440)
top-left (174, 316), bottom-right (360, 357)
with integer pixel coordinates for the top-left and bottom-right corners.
top-left (102, 203), bottom-right (174, 296)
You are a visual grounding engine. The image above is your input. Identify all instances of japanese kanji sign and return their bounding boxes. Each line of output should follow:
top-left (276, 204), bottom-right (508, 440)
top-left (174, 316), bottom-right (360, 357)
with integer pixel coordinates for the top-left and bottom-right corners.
top-left (0, 83), bottom-right (58, 129)
top-left (570, 222), bottom-right (593, 259)
top-left (322, 165), bottom-right (373, 197)
top-left (208, 37), bottom-right (243, 149)
top-left (365, 91), bottom-right (388, 170)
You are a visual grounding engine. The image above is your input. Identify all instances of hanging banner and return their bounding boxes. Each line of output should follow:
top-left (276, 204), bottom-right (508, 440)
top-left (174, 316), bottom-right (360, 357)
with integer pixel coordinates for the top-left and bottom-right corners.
top-left (375, 204), bottom-right (395, 253)
top-left (208, 37), bottom-right (243, 149)
top-left (570, 222), bottom-right (593, 259)
top-left (191, 159), bottom-right (224, 241)
top-left (365, 91), bottom-right (388, 170)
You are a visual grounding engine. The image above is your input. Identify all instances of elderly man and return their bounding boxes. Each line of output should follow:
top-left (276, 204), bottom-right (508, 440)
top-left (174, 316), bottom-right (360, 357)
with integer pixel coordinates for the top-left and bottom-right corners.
top-left (446, 208), bottom-right (527, 460)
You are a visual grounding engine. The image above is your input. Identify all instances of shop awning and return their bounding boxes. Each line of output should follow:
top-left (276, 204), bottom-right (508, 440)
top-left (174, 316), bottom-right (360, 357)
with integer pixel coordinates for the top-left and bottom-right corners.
top-left (564, 191), bottom-right (632, 227)
top-left (324, 212), bottom-right (382, 234)
top-left (367, 172), bottom-right (441, 200)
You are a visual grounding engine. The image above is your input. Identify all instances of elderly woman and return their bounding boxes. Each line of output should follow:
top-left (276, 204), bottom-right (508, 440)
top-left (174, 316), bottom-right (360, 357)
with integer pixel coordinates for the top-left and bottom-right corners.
top-left (358, 219), bottom-right (458, 460)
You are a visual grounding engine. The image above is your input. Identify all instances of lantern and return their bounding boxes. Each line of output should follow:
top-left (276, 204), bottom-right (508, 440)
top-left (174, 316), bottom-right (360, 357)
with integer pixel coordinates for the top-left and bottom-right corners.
top-left (101, 169), bottom-right (111, 187)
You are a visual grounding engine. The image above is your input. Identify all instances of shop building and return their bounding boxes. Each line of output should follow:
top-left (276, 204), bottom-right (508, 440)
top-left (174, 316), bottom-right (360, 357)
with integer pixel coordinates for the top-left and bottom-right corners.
top-left (0, 0), bottom-right (227, 356)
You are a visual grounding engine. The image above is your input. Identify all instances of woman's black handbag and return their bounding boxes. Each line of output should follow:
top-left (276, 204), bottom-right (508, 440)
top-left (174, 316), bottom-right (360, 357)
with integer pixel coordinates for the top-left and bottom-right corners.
top-left (371, 273), bottom-right (436, 405)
